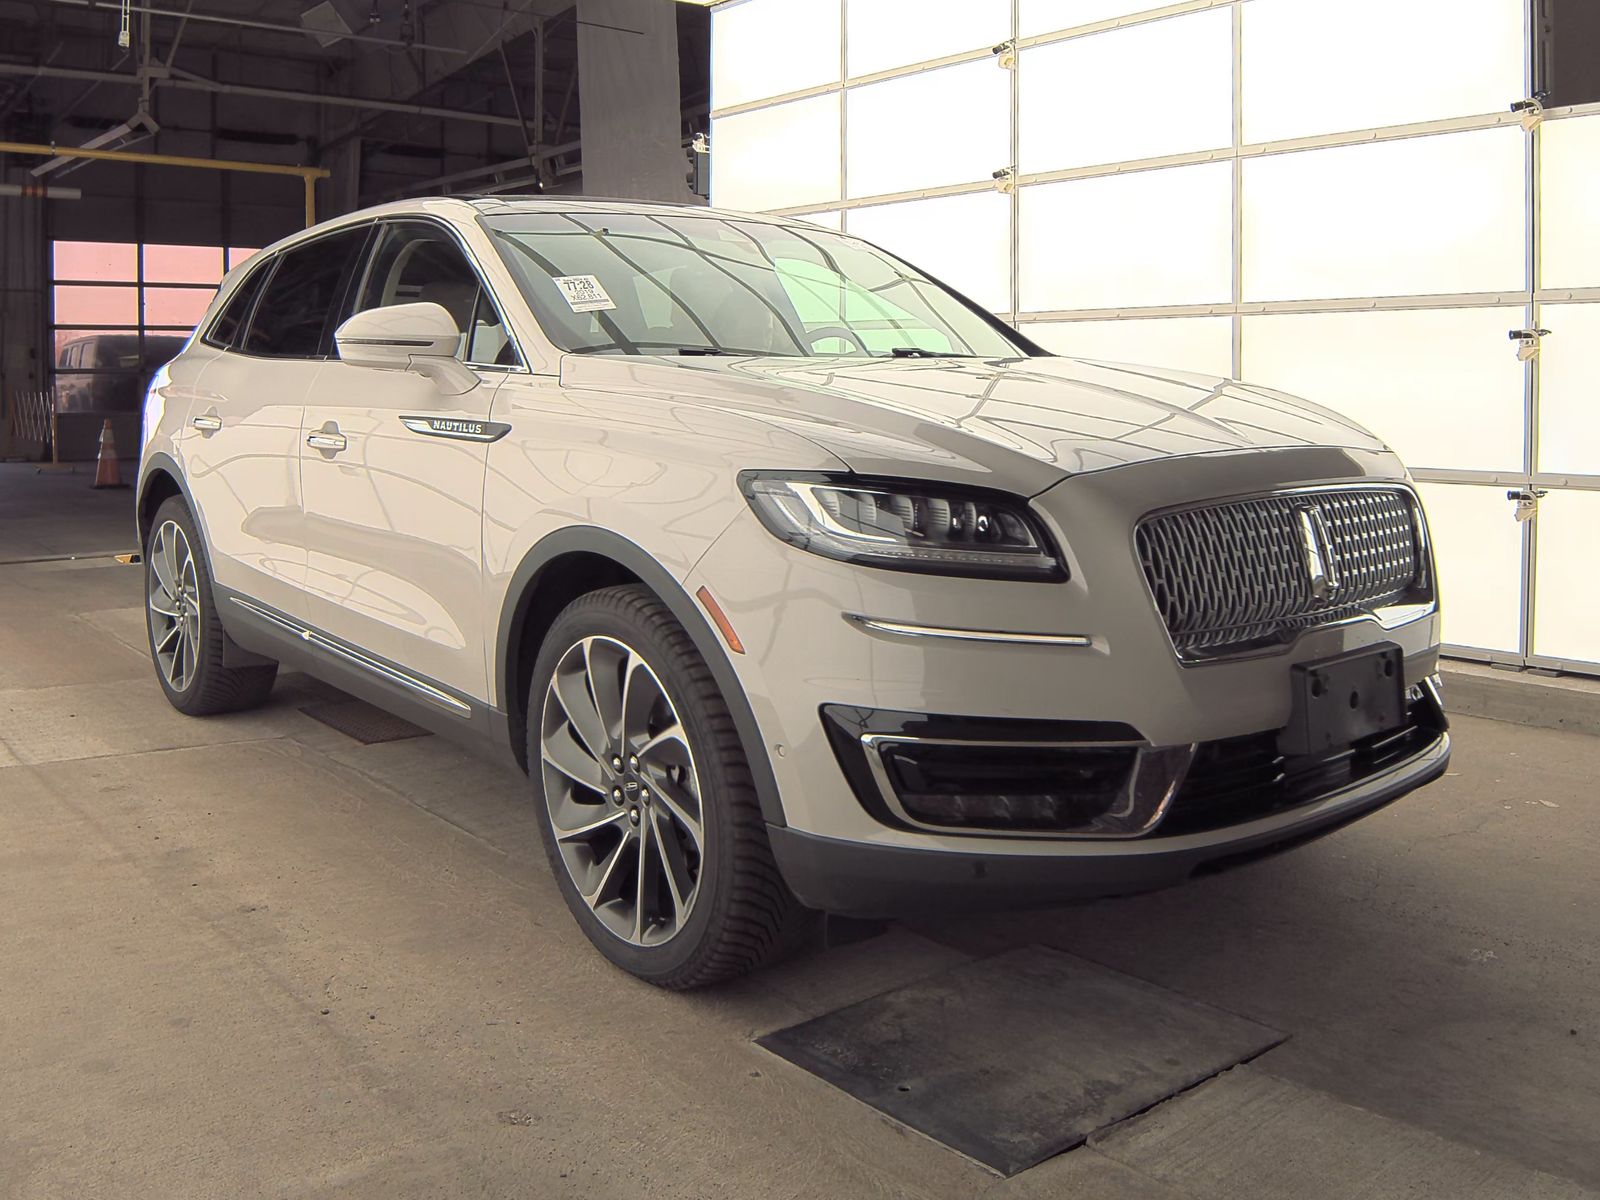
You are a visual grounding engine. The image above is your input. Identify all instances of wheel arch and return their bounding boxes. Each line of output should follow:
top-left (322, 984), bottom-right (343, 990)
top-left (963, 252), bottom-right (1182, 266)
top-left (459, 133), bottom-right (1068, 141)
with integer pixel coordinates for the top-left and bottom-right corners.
top-left (496, 526), bottom-right (787, 828)
top-left (136, 452), bottom-right (192, 547)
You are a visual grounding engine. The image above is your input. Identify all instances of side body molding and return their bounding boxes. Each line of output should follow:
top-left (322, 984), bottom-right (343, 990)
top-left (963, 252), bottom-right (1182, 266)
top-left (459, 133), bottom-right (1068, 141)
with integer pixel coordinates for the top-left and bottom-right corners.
top-left (495, 526), bottom-right (788, 828)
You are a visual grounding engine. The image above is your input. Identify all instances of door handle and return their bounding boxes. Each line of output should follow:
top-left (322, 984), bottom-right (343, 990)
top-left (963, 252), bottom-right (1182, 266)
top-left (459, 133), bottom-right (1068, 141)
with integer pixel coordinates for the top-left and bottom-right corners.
top-left (306, 430), bottom-right (347, 453)
top-left (191, 414), bottom-right (222, 433)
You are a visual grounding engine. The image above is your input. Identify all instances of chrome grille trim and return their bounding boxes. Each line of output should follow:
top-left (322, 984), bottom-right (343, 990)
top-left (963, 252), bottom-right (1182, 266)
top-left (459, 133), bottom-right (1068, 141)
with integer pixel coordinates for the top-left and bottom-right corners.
top-left (1136, 485), bottom-right (1427, 660)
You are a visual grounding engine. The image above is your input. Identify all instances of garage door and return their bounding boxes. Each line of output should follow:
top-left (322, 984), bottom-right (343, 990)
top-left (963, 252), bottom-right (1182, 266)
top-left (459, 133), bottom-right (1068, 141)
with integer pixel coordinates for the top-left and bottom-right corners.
top-left (708, 0), bottom-right (1600, 674)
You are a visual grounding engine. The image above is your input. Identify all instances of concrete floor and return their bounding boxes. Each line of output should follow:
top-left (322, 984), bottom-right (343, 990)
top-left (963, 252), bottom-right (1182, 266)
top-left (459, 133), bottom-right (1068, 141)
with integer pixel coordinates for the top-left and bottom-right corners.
top-left (2, 475), bottom-right (1598, 1198)
top-left (0, 463), bottom-right (139, 564)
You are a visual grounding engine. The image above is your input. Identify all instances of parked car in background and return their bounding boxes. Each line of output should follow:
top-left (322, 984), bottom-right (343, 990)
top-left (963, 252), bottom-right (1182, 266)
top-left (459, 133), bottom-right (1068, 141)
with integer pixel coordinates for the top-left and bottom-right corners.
top-left (56, 332), bottom-right (189, 414)
top-left (135, 197), bottom-right (1450, 989)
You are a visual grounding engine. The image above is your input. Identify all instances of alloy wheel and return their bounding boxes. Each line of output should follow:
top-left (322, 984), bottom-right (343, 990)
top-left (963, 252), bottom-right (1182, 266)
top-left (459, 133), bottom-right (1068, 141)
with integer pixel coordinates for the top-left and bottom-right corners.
top-left (147, 519), bottom-right (202, 693)
top-left (539, 635), bottom-right (705, 947)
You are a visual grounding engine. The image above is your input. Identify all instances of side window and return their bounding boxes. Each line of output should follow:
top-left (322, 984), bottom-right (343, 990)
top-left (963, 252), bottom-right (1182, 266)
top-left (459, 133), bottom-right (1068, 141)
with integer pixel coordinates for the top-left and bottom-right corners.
top-left (205, 261), bottom-right (269, 349)
top-left (241, 227), bottom-right (368, 359)
top-left (351, 221), bottom-right (522, 368)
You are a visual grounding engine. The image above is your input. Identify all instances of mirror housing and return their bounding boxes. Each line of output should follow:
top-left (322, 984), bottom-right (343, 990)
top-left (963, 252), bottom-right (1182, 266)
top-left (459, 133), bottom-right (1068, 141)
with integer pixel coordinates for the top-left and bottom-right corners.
top-left (333, 302), bottom-right (479, 396)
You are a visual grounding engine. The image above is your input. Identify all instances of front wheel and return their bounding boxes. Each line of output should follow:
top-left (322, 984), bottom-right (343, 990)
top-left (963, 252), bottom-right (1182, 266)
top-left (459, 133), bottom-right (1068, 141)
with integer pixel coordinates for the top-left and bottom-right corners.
top-left (529, 585), bottom-right (810, 988)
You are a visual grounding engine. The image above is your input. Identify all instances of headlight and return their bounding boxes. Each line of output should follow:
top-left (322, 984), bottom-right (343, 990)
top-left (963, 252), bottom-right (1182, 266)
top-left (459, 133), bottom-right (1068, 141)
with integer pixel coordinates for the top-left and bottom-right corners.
top-left (739, 473), bottom-right (1065, 580)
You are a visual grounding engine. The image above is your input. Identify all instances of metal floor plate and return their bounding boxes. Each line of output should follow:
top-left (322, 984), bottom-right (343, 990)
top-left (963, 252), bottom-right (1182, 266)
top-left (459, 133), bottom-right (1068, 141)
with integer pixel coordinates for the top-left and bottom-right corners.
top-left (757, 944), bottom-right (1284, 1177)
top-left (299, 698), bottom-right (432, 745)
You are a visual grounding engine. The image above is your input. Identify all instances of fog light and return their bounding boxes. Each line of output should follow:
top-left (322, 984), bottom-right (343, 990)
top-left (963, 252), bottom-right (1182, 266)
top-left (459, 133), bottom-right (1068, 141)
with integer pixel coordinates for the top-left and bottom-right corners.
top-left (879, 742), bottom-right (1137, 832)
top-left (898, 791), bottom-right (1105, 827)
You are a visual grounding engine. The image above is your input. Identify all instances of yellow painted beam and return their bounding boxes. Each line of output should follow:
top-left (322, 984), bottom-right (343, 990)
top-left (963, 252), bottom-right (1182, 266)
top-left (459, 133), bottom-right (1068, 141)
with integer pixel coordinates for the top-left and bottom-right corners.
top-left (0, 140), bottom-right (329, 227)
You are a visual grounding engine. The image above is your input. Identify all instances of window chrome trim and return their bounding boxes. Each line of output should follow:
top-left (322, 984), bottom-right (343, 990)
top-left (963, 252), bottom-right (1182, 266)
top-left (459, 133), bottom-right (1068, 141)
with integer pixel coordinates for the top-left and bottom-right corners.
top-left (228, 596), bottom-right (472, 716)
top-left (844, 614), bottom-right (1092, 647)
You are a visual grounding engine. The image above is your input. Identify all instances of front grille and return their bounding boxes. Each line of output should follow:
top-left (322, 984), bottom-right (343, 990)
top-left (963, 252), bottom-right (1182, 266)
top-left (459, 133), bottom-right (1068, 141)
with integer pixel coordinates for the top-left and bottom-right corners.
top-left (1136, 487), bottom-right (1424, 659)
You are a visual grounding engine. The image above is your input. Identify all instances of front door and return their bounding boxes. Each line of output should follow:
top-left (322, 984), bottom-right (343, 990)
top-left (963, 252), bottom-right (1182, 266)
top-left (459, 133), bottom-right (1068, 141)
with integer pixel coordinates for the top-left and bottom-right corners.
top-left (298, 220), bottom-right (524, 705)
top-left (183, 225), bottom-right (369, 619)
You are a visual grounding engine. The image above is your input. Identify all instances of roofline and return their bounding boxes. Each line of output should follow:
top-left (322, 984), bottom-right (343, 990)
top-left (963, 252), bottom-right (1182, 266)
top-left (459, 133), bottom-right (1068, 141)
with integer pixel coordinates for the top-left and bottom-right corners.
top-left (458, 194), bottom-right (823, 225)
top-left (225, 193), bottom-right (836, 284)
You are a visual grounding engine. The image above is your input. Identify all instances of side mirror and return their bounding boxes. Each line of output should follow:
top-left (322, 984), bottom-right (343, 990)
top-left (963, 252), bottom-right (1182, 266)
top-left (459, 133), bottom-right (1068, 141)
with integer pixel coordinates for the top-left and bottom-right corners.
top-left (333, 302), bottom-right (479, 396)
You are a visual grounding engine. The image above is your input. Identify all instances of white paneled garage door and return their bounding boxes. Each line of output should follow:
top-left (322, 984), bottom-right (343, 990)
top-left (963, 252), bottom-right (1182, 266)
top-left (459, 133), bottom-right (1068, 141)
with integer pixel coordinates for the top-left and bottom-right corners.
top-left (709, 0), bottom-right (1600, 674)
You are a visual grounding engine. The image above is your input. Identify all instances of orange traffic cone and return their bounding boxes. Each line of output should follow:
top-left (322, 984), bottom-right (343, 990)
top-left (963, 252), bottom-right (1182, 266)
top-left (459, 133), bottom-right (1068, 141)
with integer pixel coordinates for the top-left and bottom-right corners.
top-left (92, 418), bottom-right (126, 489)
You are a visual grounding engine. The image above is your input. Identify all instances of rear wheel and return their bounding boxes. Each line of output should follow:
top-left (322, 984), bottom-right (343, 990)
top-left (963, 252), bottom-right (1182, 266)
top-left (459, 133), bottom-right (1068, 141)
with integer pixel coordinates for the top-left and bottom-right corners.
top-left (145, 496), bottom-right (278, 715)
top-left (529, 585), bottom-right (809, 988)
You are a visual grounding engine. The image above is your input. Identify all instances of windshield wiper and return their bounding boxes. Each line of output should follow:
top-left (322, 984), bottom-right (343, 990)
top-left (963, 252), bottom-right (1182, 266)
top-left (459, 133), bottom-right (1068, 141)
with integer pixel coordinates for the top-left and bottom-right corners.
top-left (675, 347), bottom-right (777, 357)
top-left (888, 347), bottom-right (944, 358)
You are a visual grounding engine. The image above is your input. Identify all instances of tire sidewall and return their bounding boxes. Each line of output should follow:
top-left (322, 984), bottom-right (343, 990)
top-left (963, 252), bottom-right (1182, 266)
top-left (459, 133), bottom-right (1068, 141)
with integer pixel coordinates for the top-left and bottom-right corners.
top-left (145, 496), bottom-right (214, 714)
top-left (527, 598), bottom-right (738, 985)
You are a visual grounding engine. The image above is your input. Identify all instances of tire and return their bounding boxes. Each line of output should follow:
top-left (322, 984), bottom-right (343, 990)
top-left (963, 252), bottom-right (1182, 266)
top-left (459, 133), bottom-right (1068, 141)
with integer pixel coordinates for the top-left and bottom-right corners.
top-left (528, 584), bottom-right (811, 989)
top-left (144, 495), bottom-right (278, 716)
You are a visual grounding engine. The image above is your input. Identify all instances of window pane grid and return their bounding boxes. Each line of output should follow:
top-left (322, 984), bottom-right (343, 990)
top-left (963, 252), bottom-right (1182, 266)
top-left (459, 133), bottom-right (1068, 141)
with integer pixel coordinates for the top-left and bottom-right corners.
top-left (50, 239), bottom-right (225, 397)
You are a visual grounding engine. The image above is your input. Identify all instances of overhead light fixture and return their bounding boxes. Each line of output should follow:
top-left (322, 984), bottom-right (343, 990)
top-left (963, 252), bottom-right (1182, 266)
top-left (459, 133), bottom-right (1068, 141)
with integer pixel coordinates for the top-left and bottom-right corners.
top-left (30, 107), bottom-right (159, 178)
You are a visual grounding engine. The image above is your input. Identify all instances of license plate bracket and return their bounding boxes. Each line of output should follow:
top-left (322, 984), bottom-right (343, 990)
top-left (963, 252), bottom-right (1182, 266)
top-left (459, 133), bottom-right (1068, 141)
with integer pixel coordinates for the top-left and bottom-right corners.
top-left (1279, 644), bottom-right (1406, 758)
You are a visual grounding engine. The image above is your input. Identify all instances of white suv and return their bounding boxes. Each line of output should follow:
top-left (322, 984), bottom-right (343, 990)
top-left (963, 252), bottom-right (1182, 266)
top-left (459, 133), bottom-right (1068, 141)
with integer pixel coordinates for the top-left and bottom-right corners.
top-left (138, 197), bottom-right (1450, 988)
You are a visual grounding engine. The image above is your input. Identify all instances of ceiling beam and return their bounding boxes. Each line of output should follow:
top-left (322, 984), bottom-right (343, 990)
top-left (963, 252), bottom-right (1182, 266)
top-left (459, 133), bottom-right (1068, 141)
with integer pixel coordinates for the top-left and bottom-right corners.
top-left (40, 0), bottom-right (470, 54)
top-left (0, 60), bottom-right (526, 126)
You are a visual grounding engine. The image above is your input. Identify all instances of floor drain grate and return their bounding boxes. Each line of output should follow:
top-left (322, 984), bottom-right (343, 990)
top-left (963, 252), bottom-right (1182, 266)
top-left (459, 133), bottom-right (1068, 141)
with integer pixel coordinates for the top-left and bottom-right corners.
top-left (299, 698), bottom-right (432, 745)
top-left (757, 945), bottom-right (1285, 1177)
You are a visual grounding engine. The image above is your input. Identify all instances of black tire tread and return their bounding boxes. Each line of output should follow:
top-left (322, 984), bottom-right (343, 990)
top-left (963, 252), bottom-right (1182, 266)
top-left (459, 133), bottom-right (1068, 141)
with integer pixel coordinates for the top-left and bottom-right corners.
top-left (530, 584), bottom-right (813, 989)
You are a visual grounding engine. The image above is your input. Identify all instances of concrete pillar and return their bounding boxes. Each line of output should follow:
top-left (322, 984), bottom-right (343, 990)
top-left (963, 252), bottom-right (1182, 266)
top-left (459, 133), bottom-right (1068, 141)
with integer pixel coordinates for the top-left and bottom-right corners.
top-left (577, 0), bottom-right (697, 203)
top-left (317, 137), bottom-right (363, 221)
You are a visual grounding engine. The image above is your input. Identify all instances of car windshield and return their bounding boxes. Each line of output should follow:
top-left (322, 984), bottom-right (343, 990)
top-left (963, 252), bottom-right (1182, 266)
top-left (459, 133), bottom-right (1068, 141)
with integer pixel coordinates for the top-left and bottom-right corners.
top-left (482, 210), bottom-right (1035, 359)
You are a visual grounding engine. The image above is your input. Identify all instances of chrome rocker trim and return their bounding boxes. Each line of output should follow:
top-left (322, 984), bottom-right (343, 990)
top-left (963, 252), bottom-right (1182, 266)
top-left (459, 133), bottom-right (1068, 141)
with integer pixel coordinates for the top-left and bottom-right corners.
top-left (228, 596), bottom-right (473, 715)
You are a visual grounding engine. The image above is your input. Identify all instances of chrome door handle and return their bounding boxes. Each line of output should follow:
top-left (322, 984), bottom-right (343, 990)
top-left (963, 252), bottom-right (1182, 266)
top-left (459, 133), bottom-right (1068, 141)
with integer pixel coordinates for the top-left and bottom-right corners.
top-left (306, 431), bottom-right (347, 452)
top-left (191, 414), bottom-right (222, 432)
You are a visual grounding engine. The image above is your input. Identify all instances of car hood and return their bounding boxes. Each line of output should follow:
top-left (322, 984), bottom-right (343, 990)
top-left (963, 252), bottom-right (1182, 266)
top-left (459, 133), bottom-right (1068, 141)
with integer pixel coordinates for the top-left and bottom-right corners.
top-left (557, 354), bottom-right (1392, 494)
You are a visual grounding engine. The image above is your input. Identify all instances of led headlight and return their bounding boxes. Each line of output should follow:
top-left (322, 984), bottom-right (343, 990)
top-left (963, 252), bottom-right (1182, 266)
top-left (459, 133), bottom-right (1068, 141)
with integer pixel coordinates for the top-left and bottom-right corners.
top-left (739, 473), bottom-right (1065, 580)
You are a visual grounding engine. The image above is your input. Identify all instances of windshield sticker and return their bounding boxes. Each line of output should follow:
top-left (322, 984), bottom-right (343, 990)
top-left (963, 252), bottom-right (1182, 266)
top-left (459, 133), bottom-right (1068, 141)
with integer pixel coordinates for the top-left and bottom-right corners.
top-left (551, 274), bottom-right (616, 313)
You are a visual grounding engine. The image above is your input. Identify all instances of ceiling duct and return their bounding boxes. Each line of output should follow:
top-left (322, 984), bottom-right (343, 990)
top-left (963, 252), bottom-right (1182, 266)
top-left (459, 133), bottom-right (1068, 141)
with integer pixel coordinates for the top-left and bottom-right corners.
top-left (299, 0), bottom-right (372, 48)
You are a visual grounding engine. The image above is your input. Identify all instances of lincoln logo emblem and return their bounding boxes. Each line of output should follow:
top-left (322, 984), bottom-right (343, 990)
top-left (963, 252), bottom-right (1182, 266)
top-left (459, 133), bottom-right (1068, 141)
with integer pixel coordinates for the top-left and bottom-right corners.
top-left (1296, 506), bottom-right (1338, 601)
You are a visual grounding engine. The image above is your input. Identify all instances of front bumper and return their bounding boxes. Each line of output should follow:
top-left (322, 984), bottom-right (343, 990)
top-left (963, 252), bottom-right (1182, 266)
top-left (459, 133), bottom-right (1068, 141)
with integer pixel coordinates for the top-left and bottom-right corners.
top-left (768, 728), bottom-right (1449, 916)
top-left (688, 446), bottom-right (1443, 850)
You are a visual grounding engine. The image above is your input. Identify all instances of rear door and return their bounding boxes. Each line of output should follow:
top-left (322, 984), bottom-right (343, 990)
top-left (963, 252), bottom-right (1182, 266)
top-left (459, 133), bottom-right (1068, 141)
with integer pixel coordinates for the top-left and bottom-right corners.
top-left (182, 226), bottom-right (370, 620)
top-left (297, 218), bottom-right (523, 705)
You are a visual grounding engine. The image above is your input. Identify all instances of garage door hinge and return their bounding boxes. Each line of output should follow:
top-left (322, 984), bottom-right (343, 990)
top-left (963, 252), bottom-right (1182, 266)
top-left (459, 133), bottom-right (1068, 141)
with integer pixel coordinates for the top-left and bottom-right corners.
top-left (992, 166), bottom-right (1016, 193)
top-left (1509, 327), bottom-right (1550, 362)
top-left (992, 39), bottom-right (1016, 69)
top-left (1507, 488), bottom-right (1548, 522)
top-left (1511, 94), bottom-right (1547, 131)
